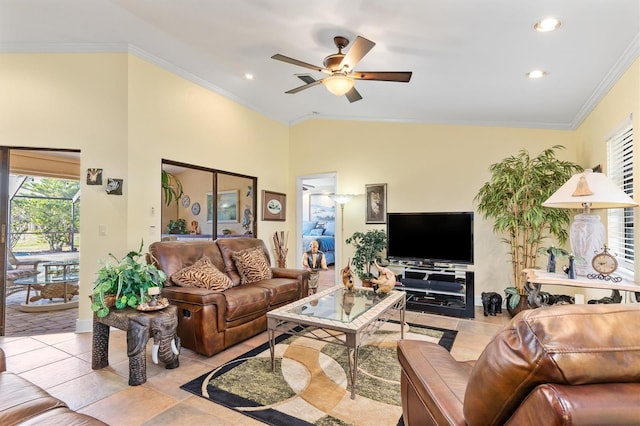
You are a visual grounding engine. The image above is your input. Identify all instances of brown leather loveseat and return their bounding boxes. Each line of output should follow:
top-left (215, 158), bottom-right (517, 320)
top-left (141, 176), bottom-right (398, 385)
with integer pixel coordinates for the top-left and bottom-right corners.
top-left (397, 304), bottom-right (640, 425)
top-left (0, 347), bottom-right (106, 425)
top-left (149, 238), bottom-right (309, 356)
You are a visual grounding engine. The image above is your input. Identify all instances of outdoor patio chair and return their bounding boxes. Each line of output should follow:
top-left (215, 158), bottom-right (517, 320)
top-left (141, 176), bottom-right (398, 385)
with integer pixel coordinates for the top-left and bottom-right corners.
top-left (5, 250), bottom-right (42, 297)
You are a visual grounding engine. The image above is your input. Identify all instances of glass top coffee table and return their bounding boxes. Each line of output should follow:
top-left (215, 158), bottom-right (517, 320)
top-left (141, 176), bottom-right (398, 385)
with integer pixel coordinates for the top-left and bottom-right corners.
top-left (267, 285), bottom-right (406, 399)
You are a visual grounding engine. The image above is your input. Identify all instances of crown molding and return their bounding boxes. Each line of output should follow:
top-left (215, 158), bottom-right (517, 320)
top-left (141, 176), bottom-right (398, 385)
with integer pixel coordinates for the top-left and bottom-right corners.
top-left (571, 33), bottom-right (640, 130)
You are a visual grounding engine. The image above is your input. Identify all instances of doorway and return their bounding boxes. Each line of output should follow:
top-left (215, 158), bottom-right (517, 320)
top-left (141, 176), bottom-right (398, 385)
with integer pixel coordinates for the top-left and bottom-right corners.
top-left (297, 173), bottom-right (337, 285)
top-left (1, 148), bottom-right (81, 336)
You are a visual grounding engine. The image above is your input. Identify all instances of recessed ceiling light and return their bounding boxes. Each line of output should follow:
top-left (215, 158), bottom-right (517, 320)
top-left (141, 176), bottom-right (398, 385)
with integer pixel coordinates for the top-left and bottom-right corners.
top-left (526, 70), bottom-right (548, 79)
top-left (244, 73), bottom-right (255, 80)
top-left (534, 17), bottom-right (561, 32)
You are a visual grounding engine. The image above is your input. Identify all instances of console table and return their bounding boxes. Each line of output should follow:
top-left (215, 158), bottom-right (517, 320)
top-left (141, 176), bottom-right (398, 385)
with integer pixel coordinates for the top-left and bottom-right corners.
top-left (523, 269), bottom-right (640, 307)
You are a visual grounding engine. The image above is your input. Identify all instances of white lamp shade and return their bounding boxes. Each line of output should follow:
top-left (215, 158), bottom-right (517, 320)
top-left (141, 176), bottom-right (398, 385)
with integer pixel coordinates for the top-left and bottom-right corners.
top-left (543, 169), bottom-right (638, 209)
top-left (329, 194), bottom-right (354, 204)
top-left (323, 75), bottom-right (355, 96)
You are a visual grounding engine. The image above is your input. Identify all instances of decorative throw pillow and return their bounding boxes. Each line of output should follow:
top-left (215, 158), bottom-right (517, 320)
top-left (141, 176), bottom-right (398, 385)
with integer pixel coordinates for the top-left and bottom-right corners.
top-left (171, 255), bottom-right (234, 291)
top-left (232, 246), bottom-right (273, 285)
top-left (309, 228), bottom-right (324, 236)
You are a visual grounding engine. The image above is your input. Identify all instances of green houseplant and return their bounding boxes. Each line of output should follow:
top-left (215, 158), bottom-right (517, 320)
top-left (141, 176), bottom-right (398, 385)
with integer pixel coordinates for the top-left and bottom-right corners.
top-left (167, 218), bottom-right (187, 234)
top-left (474, 145), bottom-right (582, 311)
top-left (345, 229), bottom-right (387, 284)
top-left (91, 241), bottom-right (167, 318)
top-left (161, 170), bottom-right (184, 207)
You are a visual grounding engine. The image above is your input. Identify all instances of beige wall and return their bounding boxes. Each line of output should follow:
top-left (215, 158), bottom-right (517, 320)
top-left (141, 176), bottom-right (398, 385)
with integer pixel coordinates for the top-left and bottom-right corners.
top-left (1, 51), bottom-right (638, 325)
top-left (1, 53), bottom-right (290, 331)
top-left (571, 58), bottom-right (640, 299)
top-left (289, 120), bottom-right (578, 296)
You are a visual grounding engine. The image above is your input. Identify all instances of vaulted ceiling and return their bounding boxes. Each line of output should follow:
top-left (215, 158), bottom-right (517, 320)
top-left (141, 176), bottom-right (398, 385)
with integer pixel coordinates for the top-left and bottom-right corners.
top-left (1, 0), bottom-right (639, 129)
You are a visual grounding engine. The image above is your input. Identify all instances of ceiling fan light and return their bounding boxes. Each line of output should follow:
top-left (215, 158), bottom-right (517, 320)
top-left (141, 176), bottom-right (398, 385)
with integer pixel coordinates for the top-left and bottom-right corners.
top-left (323, 75), bottom-right (355, 96)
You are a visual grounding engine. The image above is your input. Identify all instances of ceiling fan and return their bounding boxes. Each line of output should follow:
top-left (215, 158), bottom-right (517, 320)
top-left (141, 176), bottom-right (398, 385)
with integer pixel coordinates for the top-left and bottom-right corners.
top-left (271, 35), bottom-right (412, 103)
top-left (302, 183), bottom-right (315, 191)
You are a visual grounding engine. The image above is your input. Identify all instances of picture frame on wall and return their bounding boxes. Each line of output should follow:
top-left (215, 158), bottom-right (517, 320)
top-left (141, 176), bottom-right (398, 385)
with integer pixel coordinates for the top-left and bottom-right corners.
top-left (262, 190), bottom-right (286, 221)
top-left (309, 194), bottom-right (335, 222)
top-left (217, 190), bottom-right (239, 223)
top-left (365, 183), bottom-right (387, 224)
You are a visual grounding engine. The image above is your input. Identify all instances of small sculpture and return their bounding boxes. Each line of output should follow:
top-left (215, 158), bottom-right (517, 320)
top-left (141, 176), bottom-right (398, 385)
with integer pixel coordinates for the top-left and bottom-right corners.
top-left (546, 246), bottom-right (556, 273)
top-left (190, 220), bottom-right (200, 235)
top-left (340, 259), bottom-right (355, 290)
top-left (370, 260), bottom-right (396, 294)
top-left (562, 254), bottom-right (576, 279)
top-left (481, 292), bottom-right (503, 316)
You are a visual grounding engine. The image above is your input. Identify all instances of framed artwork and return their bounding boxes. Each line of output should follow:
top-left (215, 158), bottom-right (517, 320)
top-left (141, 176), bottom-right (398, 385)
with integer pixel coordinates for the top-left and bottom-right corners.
top-left (105, 178), bottom-right (123, 195)
top-left (86, 168), bottom-right (103, 185)
top-left (309, 194), bottom-right (335, 222)
top-left (262, 190), bottom-right (286, 221)
top-left (365, 183), bottom-right (387, 224)
top-left (216, 190), bottom-right (239, 223)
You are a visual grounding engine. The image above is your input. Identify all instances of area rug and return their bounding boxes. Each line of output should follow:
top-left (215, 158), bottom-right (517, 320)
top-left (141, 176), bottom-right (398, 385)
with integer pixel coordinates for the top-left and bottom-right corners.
top-left (181, 321), bottom-right (457, 426)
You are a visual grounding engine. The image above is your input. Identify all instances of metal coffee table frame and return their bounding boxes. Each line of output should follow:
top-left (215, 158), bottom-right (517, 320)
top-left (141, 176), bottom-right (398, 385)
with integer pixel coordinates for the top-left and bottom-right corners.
top-left (267, 286), bottom-right (406, 399)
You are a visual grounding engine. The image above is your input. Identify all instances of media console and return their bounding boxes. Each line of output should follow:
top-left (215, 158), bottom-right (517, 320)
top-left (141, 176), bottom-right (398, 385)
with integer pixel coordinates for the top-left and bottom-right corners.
top-left (389, 262), bottom-right (475, 318)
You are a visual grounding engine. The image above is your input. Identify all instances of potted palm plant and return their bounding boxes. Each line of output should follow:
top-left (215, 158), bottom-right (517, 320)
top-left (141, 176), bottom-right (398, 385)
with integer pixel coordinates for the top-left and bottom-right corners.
top-left (91, 241), bottom-right (167, 318)
top-left (345, 229), bottom-right (387, 286)
top-left (474, 145), bottom-right (582, 315)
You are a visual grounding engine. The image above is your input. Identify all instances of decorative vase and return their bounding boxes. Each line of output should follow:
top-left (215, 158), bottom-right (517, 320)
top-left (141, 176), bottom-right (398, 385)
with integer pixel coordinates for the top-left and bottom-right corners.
top-left (506, 293), bottom-right (530, 317)
top-left (277, 259), bottom-right (286, 268)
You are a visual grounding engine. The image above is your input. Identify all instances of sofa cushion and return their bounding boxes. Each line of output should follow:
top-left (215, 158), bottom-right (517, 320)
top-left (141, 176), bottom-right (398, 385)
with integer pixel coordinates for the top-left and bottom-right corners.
top-left (222, 285), bottom-right (270, 321)
top-left (171, 255), bottom-right (234, 290)
top-left (232, 246), bottom-right (273, 284)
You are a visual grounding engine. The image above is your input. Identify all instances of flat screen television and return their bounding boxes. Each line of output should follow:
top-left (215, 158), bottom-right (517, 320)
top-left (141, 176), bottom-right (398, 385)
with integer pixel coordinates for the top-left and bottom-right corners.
top-left (386, 212), bottom-right (474, 265)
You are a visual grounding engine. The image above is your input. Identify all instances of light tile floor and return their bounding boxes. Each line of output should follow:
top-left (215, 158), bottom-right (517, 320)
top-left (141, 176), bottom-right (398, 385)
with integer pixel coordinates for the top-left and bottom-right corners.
top-left (1, 268), bottom-right (510, 425)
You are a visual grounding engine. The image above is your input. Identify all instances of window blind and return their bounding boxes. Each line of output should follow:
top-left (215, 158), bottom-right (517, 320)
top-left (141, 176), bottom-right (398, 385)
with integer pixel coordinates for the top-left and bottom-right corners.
top-left (607, 125), bottom-right (634, 271)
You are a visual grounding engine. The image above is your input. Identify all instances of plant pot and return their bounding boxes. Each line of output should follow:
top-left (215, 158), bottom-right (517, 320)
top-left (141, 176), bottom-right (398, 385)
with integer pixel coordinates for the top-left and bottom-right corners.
top-left (362, 279), bottom-right (373, 288)
top-left (506, 293), bottom-right (530, 317)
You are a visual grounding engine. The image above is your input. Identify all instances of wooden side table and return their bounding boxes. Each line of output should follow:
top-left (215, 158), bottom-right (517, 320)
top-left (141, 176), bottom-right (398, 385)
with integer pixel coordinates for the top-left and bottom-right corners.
top-left (92, 304), bottom-right (180, 386)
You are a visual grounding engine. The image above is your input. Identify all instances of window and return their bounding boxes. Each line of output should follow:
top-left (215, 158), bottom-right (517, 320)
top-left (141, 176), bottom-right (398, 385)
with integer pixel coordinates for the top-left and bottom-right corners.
top-left (607, 124), bottom-right (634, 272)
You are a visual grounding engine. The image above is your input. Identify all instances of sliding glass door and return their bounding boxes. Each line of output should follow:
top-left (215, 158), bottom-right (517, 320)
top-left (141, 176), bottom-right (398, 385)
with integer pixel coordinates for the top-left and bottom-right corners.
top-left (0, 148), bottom-right (9, 335)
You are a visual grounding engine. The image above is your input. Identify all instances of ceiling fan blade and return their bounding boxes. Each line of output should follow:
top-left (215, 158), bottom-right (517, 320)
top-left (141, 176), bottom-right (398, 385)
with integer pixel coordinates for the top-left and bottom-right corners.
top-left (339, 36), bottom-right (375, 70)
top-left (284, 79), bottom-right (323, 94)
top-left (351, 71), bottom-right (413, 82)
top-left (271, 54), bottom-right (328, 73)
top-left (296, 74), bottom-right (317, 84)
top-left (345, 87), bottom-right (363, 103)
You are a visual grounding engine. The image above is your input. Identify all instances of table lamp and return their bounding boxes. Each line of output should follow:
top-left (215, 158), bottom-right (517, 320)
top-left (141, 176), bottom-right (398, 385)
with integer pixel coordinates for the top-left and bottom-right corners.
top-left (329, 194), bottom-right (354, 265)
top-left (542, 169), bottom-right (638, 276)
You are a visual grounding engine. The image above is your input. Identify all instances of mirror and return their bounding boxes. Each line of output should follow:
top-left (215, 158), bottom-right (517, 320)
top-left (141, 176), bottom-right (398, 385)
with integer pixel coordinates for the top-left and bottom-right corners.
top-left (161, 160), bottom-right (257, 240)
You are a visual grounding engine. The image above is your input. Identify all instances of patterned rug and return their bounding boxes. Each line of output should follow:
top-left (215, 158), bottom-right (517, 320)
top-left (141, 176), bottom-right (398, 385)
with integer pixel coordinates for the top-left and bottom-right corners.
top-left (180, 321), bottom-right (457, 426)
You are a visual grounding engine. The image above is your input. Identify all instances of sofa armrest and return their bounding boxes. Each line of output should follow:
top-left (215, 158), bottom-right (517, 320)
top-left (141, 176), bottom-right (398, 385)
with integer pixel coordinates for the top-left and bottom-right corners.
top-left (397, 340), bottom-right (473, 426)
top-left (272, 268), bottom-right (310, 298)
top-left (507, 383), bottom-right (640, 425)
top-left (0, 348), bottom-right (5, 372)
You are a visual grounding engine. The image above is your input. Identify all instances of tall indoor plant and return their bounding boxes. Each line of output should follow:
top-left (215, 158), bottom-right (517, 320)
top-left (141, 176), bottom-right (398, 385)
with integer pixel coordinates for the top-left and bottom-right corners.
top-left (345, 229), bottom-right (387, 285)
top-left (474, 145), bottom-right (582, 309)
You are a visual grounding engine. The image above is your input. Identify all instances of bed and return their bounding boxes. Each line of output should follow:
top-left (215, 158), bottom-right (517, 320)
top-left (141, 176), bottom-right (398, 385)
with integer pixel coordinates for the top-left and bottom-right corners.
top-left (302, 220), bottom-right (336, 265)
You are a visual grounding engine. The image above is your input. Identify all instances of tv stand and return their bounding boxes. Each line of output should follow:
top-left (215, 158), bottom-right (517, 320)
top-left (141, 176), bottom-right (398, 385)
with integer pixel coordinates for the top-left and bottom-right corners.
top-left (389, 262), bottom-right (475, 318)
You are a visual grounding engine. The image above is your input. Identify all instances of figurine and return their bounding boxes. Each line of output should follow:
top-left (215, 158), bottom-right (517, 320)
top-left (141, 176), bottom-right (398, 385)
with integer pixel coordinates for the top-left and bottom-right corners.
top-left (340, 260), bottom-right (355, 290)
top-left (190, 220), bottom-right (200, 235)
top-left (546, 246), bottom-right (556, 273)
top-left (370, 260), bottom-right (396, 294)
top-left (562, 254), bottom-right (577, 279)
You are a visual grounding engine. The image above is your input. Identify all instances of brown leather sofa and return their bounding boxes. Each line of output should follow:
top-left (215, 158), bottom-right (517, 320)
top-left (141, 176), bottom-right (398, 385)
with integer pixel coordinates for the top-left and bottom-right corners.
top-left (0, 347), bottom-right (106, 425)
top-left (149, 238), bottom-right (309, 356)
top-left (397, 304), bottom-right (640, 426)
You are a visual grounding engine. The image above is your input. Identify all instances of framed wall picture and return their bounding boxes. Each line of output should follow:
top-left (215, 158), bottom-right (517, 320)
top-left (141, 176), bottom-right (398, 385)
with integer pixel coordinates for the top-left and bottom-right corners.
top-left (217, 190), bottom-right (239, 223)
top-left (262, 190), bottom-right (286, 221)
top-left (365, 183), bottom-right (387, 224)
top-left (309, 194), bottom-right (335, 222)
top-left (86, 168), bottom-right (103, 185)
